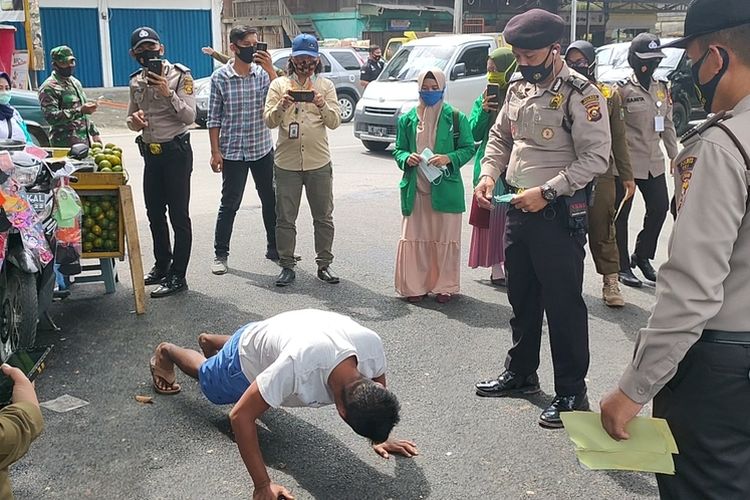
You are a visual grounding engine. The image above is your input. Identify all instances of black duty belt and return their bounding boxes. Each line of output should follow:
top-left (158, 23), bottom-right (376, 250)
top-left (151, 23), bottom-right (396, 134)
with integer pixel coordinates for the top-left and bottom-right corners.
top-left (700, 329), bottom-right (750, 345)
top-left (137, 132), bottom-right (189, 156)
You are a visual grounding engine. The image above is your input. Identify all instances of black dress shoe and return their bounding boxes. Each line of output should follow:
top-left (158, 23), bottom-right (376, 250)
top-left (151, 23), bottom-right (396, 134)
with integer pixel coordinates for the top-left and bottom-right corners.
top-left (144, 266), bottom-right (169, 286)
top-left (317, 267), bottom-right (340, 284)
top-left (475, 370), bottom-right (541, 397)
top-left (631, 254), bottom-right (657, 282)
top-left (151, 275), bottom-right (188, 298)
top-left (275, 268), bottom-right (296, 287)
top-left (618, 269), bottom-right (643, 288)
top-left (539, 390), bottom-right (590, 429)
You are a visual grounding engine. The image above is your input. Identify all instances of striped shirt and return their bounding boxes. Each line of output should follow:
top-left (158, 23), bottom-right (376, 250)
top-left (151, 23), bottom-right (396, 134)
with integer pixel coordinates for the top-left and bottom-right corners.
top-left (207, 62), bottom-right (273, 161)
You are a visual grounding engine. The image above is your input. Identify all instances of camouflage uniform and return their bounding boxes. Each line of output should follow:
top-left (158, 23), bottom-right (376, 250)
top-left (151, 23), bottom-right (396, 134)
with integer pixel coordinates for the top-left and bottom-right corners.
top-left (38, 46), bottom-right (100, 147)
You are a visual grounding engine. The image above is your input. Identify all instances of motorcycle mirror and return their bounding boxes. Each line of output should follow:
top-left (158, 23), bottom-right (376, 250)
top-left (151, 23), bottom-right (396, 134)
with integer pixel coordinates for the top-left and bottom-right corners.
top-left (68, 144), bottom-right (90, 160)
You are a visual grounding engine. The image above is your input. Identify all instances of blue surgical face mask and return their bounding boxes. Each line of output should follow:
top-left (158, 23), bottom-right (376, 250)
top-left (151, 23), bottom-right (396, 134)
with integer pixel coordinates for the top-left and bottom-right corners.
top-left (419, 90), bottom-right (444, 107)
top-left (0, 91), bottom-right (10, 105)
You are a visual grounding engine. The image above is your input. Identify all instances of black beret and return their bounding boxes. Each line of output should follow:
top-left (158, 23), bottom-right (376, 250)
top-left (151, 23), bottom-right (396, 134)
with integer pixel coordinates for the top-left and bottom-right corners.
top-left (504, 9), bottom-right (565, 50)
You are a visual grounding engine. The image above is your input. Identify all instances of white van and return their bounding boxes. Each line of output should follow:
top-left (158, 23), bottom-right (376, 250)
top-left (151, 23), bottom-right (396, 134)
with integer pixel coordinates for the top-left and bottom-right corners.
top-left (353, 34), bottom-right (501, 151)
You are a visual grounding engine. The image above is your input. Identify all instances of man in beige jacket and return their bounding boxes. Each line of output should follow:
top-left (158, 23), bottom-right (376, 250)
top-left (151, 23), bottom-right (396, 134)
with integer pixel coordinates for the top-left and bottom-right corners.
top-left (264, 34), bottom-right (341, 287)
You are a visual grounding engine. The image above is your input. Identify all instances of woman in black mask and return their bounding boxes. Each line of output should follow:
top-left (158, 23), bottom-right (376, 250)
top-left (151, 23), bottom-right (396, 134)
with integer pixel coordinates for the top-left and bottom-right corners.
top-left (613, 33), bottom-right (679, 288)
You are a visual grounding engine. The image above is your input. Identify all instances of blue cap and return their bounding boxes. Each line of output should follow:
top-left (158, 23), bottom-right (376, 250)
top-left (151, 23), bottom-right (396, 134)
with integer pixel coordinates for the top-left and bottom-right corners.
top-left (291, 34), bottom-right (319, 58)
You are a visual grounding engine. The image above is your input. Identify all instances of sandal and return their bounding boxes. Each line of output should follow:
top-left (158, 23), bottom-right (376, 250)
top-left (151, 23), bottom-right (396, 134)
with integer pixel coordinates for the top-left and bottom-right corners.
top-left (150, 356), bottom-right (181, 395)
top-left (436, 293), bottom-right (452, 304)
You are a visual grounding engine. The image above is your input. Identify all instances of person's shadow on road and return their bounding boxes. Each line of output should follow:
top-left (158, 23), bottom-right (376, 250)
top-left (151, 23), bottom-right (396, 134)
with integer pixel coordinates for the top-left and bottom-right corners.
top-left (215, 409), bottom-right (431, 500)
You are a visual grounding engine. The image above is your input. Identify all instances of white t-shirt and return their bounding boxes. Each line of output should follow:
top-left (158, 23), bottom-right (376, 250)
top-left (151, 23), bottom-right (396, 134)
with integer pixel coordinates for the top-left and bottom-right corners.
top-left (238, 309), bottom-right (387, 408)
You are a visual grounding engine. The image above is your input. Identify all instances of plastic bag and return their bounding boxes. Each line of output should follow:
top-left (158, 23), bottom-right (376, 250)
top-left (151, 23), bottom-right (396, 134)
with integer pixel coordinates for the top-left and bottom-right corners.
top-left (53, 179), bottom-right (83, 275)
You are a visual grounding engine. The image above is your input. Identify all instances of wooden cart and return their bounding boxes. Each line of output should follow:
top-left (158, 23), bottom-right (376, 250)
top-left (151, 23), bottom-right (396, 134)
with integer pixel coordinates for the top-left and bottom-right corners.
top-left (74, 172), bottom-right (146, 314)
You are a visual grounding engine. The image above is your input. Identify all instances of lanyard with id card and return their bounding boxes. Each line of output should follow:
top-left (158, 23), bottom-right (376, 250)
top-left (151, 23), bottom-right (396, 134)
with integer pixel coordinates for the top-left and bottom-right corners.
top-left (655, 101), bottom-right (665, 132)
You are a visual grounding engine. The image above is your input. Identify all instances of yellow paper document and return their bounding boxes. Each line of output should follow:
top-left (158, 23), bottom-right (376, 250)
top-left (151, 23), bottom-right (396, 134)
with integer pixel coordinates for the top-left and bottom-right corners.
top-left (560, 411), bottom-right (678, 475)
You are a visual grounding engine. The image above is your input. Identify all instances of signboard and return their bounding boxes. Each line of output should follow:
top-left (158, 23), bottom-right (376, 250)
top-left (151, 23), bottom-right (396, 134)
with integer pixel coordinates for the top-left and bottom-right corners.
top-left (11, 50), bottom-right (28, 89)
top-left (0, 0), bottom-right (24, 22)
top-left (389, 19), bottom-right (411, 30)
top-left (561, 12), bottom-right (606, 26)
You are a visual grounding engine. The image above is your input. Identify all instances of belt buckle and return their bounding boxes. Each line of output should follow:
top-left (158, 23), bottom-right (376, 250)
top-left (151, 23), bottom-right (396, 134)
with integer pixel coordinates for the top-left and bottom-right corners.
top-left (149, 143), bottom-right (162, 155)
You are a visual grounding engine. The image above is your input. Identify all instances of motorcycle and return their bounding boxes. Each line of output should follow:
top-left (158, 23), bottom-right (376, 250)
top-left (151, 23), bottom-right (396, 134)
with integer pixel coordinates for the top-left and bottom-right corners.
top-left (0, 140), bottom-right (89, 362)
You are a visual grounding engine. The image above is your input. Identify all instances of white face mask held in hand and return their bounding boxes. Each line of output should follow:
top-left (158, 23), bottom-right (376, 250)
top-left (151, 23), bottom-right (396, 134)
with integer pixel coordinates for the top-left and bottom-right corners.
top-left (418, 148), bottom-right (447, 184)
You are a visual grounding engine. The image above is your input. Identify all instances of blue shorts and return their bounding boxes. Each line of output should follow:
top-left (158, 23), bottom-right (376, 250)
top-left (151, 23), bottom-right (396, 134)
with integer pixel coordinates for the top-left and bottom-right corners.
top-left (198, 328), bottom-right (251, 405)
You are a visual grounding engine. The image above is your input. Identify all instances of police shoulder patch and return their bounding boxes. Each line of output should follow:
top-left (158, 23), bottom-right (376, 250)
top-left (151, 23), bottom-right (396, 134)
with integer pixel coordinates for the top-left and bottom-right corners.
top-left (676, 156), bottom-right (697, 212)
top-left (597, 82), bottom-right (612, 99)
top-left (182, 74), bottom-right (194, 95)
top-left (581, 93), bottom-right (602, 122)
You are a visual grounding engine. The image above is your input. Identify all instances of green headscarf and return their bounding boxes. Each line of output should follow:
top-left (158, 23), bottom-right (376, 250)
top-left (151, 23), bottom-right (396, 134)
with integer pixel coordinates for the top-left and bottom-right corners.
top-left (487, 47), bottom-right (517, 88)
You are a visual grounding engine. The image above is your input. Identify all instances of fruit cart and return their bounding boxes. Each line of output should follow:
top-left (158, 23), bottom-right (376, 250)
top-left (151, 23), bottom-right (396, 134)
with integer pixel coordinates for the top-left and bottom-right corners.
top-left (58, 144), bottom-right (146, 314)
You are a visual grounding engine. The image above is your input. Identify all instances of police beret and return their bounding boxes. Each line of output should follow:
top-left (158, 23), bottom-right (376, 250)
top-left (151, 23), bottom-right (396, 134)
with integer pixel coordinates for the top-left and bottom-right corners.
top-left (504, 9), bottom-right (565, 50)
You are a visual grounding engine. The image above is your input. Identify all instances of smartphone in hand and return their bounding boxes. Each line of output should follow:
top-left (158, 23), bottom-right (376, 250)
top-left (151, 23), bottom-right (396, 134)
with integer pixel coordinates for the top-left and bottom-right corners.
top-left (0, 347), bottom-right (52, 407)
top-left (289, 90), bottom-right (315, 102)
top-left (256, 42), bottom-right (268, 52)
top-left (486, 83), bottom-right (501, 104)
top-left (147, 58), bottom-right (164, 83)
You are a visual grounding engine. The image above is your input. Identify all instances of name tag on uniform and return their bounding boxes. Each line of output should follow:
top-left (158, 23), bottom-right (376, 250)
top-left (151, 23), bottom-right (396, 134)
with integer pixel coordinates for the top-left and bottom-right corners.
top-left (289, 122), bottom-right (300, 139)
top-left (654, 116), bottom-right (665, 132)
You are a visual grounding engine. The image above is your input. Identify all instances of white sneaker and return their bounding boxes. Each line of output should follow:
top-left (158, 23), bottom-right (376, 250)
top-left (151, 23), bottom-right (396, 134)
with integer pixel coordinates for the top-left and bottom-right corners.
top-left (211, 257), bottom-right (228, 275)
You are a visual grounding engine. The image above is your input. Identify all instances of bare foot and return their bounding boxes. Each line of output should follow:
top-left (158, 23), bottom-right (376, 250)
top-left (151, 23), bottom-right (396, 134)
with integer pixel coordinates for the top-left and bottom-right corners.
top-left (150, 343), bottom-right (181, 394)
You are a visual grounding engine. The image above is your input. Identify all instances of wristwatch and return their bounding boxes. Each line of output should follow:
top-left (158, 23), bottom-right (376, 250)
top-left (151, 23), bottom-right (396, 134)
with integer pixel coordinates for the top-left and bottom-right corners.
top-left (541, 183), bottom-right (557, 202)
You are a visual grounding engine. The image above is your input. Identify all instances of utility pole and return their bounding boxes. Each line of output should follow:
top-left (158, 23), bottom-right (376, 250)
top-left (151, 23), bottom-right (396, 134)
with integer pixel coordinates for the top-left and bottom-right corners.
top-left (453, 0), bottom-right (463, 34)
top-left (570, 0), bottom-right (578, 42)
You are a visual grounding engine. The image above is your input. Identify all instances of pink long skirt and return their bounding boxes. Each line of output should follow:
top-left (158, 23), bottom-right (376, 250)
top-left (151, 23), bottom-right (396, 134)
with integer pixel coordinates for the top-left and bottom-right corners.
top-left (468, 203), bottom-right (508, 269)
top-left (395, 191), bottom-right (462, 297)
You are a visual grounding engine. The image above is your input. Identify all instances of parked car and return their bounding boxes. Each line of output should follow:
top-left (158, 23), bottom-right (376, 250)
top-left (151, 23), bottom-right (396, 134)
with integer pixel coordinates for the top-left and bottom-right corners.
top-left (9, 90), bottom-right (49, 146)
top-left (596, 39), bottom-right (705, 135)
top-left (194, 47), bottom-right (363, 127)
top-left (353, 34), bottom-right (500, 152)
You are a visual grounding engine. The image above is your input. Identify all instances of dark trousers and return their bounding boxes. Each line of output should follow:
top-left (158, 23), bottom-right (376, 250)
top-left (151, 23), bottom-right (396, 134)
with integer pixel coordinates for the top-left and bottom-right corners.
top-left (214, 151), bottom-right (276, 258)
top-left (615, 173), bottom-right (669, 271)
top-left (143, 135), bottom-right (193, 278)
top-left (503, 204), bottom-right (589, 396)
top-left (653, 341), bottom-right (750, 499)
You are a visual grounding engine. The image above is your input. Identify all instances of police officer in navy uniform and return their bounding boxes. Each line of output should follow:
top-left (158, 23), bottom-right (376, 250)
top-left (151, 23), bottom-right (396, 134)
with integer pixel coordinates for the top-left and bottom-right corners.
top-left (126, 27), bottom-right (196, 297)
top-left (601, 1), bottom-right (750, 497)
top-left (473, 9), bottom-right (611, 428)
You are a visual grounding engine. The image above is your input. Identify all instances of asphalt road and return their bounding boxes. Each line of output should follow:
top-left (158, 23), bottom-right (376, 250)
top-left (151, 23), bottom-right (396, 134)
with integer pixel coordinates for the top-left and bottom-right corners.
top-left (12, 122), bottom-right (671, 500)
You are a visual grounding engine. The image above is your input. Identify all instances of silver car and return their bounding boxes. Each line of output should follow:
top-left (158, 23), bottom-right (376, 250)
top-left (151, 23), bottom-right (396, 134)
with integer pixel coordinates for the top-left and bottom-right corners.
top-left (194, 47), bottom-right (363, 126)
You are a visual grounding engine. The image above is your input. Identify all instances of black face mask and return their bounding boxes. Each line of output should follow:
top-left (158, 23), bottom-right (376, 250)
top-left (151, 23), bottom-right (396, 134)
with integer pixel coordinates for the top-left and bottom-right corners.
top-left (568, 61), bottom-right (594, 81)
top-left (519, 47), bottom-right (554, 84)
top-left (691, 47), bottom-right (730, 114)
top-left (56, 65), bottom-right (74, 78)
top-left (630, 55), bottom-right (659, 89)
top-left (235, 45), bottom-right (256, 64)
top-left (137, 49), bottom-right (161, 68)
